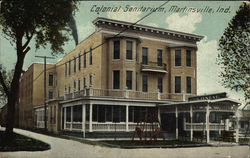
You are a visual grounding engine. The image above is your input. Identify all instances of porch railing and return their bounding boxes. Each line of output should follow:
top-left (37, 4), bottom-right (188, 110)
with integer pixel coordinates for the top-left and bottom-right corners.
top-left (184, 122), bottom-right (226, 131)
top-left (61, 88), bottom-right (196, 101)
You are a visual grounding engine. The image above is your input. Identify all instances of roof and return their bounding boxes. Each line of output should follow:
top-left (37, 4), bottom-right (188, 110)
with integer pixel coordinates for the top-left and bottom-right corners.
top-left (93, 17), bottom-right (204, 42)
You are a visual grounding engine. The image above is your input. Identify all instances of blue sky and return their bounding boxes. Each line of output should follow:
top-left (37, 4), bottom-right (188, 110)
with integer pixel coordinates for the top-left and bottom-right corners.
top-left (0, 1), bottom-right (245, 105)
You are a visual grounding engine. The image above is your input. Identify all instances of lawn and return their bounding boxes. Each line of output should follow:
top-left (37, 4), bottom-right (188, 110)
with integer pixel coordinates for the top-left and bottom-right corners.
top-left (100, 140), bottom-right (205, 148)
top-left (0, 131), bottom-right (50, 152)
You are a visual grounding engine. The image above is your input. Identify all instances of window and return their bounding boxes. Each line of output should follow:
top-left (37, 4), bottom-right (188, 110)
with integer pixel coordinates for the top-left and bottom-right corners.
top-left (158, 77), bottom-right (163, 93)
top-left (66, 107), bottom-right (71, 122)
top-left (68, 60), bottom-right (71, 75)
top-left (74, 57), bottom-right (76, 73)
top-left (175, 50), bottom-right (181, 66)
top-left (78, 54), bottom-right (81, 70)
top-left (83, 50), bottom-right (86, 68)
top-left (48, 90), bottom-right (53, 99)
top-left (126, 71), bottom-right (133, 90)
top-left (93, 104), bottom-right (98, 121)
top-left (113, 40), bottom-right (120, 59)
top-left (186, 76), bottom-right (192, 93)
top-left (113, 70), bottom-right (120, 89)
top-left (126, 41), bottom-right (133, 60)
top-left (136, 72), bottom-right (138, 91)
top-left (175, 76), bottom-right (181, 93)
top-left (83, 77), bottom-right (86, 88)
top-left (73, 80), bottom-right (76, 91)
top-left (142, 47), bottom-right (148, 65)
top-left (78, 79), bottom-right (81, 91)
top-left (65, 63), bottom-right (67, 77)
top-left (73, 105), bottom-right (82, 122)
top-left (98, 106), bottom-right (105, 122)
top-left (157, 49), bottom-right (163, 66)
top-left (142, 75), bottom-right (148, 92)
top-left (68, 85), bottom-right (71, 94)
top-left (89, 48), bottom-right (92, 65)
top-left (106, 105), bottom-right (112, 122)
top-left (89, 74), bottom-right (93, 86)
top-left (64, 86), bottom-right (67, 94)
top-left (186, 50), bottom-right (191, 67)
top-left (48, 74), bottom-right (53, 86)
top-left (85, 104), bottom-right (89, 121)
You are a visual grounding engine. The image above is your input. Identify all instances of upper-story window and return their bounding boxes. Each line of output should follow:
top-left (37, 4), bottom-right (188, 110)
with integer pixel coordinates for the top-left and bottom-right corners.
top-left (73, 57), bottom-right (76, 73)
top-left (83, 77), bottom-right (86, 88)
top-left (175, 76), bottom-right (181, 93)
top-left (186, 49), bottom-right (192, 67)
top-left (126, 41), bottom-right (133, 60)
top-left (89, 74), bottom-right (93, 86)
top-left (68, 60), bottom-right (71, 75)
top-left (157, 77), bottom-right (163, 93)
top-left (126, 71), bottom-right (133, 90)
top-left (113, 70), bottom-right (120, 89)
top-left (78, 79), bottom-right (81, 91)
top-left (83, 50), bottom-right (86, 68)
top-left (157, 49), bottom-right (163, 66)
top-left (78, 53), bottom-right (81, 70)
top-left (142, 75), bottom-right (148, 92)
top-left (48, 74), bottom-right (54, 86)
top-left (89, 48), bottom-right (92, 65)
top-left (142, 47), bottom-right (148, 65)
top-left (186, 76), bottom-right (192, 93)
top-left (48, 90), bottom-right (53, 99)
top-left (68, 84), bottom-right (71, 94)
top-left (175, 50), bottom-right (181, 66)
top-left (113, 40), bottom-right (120, 59)
top-left (64, 63), bottom-right (67, 77)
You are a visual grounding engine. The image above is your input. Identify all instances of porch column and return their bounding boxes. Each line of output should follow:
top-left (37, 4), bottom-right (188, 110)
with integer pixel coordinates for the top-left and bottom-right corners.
top-left (64, 107), bottom-right (66, 130)
top-left (89, 103), bottom-right (93, 132)
top-left (190, 105), bottom-right (193, 141)
top-left (70, 106), bottom-right (73, 131)
top-left (206, 103), bottom-right (210, 143)
top-left (175, 106), bottom-right (178, 139)
top-left (235, 110), bottom-right (239, 143)
top-left (126, 105), bottom-right (129, 132)
top-left (82, 104), bottom-right (86, 138)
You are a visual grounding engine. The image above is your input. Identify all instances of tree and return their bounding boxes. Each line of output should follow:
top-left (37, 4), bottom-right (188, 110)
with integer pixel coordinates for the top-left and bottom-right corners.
top-left (0, 65), bottom-right (13, 107)
top-left (0, 0), bottom-right (78, 134)
top-left (217, 2), bottom-right (250, 101)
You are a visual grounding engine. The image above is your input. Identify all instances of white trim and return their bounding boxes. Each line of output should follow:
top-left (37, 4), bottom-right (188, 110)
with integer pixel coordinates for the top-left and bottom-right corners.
top-left (141, 69), bottom-right (167, 73)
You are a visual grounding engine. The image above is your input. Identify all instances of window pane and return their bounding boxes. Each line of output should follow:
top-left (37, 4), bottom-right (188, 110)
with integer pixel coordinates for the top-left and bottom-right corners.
top-left (142, 47), bottom-right (148, 65)
top-left (113, 70), bottom-right (120, 89)
top-left (113, 40), bottom-right (120, 59)
top-left (86, 104), bottom-right (89, 121)
top-left (65, 63), bottom-right (67, 77)
top-left (120, 106), bottom-right (126, 122)
top-left (68, 60), bottom-right (71, 75)
top-left (158, 77), bottom-right (163, 93)
top-left (73, 105), bottom-right (82, 122)
top-left (78, 54), bottom-right (81, 70)
top-left (89, 48), bottom-right (92, 65)
top-left (126, 71), bottom-right (133, 90)
top-left (48, 74), bottom-right (53, 86)
top-left (78, 79), bottom-right (81, 91)
top-left (93, 105), bottom-right (98, 122)
top-left (74, 57), bottom-right (76, 73)
top-left (186, 50), bottom-right (191, 67)
top-left (106, 105), bottom-right (112, 122)
top-left (48, 91), bottom-right (53, 99)
top-left (126, 41), bottom-right (133, 60)
top-left (157, 49), bottom-right (163, 66)
top-left (175, 76), bottom-right (181, 93)
top-left (83, 50), bottom-right (86, 68)
top-left (66, 107), bottom-right (71, 122)
top-left (175, 50), bottom-right (181, 66)
top-left (186, 76), bottom-right (192, 93)
top-left (142, 75), bottom-right (148, 92)
top-left (98, 105), bottom-right (105, 122)
top-left (129, 107), bottom-right (134, 122)
top-left (113, 106), bottom-right (120, 122)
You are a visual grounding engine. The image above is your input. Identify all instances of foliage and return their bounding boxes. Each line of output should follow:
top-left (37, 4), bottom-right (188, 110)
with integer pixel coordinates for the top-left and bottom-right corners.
top-left (0, 0), bottom-right (78, 54)
top-left (217, 2), bottom-right (250, 100)
top-left (0, 65), bottom-right (13, 107)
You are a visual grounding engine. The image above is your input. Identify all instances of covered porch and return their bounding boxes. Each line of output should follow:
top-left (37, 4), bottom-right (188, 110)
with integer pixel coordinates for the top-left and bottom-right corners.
top-left (159, 98), bottom-right (240, 143)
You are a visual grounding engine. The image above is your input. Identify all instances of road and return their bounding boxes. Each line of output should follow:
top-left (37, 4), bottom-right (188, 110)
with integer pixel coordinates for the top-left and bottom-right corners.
top-left (0, 129), bottom-right (249, 158)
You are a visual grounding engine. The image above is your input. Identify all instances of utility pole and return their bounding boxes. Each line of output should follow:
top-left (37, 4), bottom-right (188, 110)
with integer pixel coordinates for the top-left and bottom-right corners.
top-left (35, 55), bottom-right (54, 130)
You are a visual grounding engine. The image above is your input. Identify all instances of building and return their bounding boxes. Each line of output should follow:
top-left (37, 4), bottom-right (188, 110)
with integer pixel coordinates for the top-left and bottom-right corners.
top-left (18, 17), bottom-right (240, 142)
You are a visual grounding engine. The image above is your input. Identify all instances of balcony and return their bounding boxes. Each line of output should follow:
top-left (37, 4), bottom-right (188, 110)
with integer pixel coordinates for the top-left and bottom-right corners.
top-left (141, 62), bottom-right (167, 73)
top-left (61, 88), bottom-right (195, 101)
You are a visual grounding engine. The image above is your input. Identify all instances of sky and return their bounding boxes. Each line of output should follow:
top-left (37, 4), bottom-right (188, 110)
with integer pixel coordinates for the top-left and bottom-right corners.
top-left (0, 1), bottom-right (246, 106)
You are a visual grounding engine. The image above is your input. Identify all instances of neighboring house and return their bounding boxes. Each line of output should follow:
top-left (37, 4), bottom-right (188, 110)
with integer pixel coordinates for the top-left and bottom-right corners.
top-left (239, 109), bottom-right (250, 136)
top-left (17, 17), bottom-right (240, 142)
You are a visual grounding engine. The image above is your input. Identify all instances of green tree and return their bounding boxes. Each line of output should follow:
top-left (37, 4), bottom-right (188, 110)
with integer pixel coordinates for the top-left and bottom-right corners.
top-left (217, 2), bottom-right (250, 100)
top-left (0, 0), bottom-right (78, 134)
top-left (0, 65), bottom-right (13, 107)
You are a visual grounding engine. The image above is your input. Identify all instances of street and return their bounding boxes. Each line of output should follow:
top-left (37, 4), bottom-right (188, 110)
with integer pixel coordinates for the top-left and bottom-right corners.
top-left (0, 129), bottom-right (249, 158)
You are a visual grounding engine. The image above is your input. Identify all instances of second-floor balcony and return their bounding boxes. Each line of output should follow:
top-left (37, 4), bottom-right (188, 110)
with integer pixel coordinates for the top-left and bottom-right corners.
top-left (141, 62), bottom-right (167, 73)
top-left (61, 87), bottom-right (195, 102)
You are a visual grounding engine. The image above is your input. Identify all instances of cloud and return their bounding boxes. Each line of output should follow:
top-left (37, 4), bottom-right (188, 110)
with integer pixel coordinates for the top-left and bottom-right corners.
top-left (78, 22), bottom-right (95, 42)
top-left (107, 7), bottom-right (141, 23)
top-left (165, 12), bottom-right (202, 33)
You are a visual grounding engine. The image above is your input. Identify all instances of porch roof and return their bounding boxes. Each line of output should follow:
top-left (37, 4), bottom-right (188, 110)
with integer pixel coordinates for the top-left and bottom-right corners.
top-left (158, 98), bottom-right (241, 107)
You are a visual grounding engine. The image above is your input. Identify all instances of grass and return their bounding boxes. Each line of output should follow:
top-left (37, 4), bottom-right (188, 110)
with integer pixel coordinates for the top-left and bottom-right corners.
top-left (100, 140), bottom-right (203, 147)
top-left (0, 131), bottom-right (50, 152)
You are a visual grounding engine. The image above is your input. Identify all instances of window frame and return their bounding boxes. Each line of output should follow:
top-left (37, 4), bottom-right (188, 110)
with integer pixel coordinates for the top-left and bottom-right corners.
top-left (175, 49), bottom-right (182, 67)
top-left (175, 76), bottom-right (181, 93)
top-left (126, 71), bottom-right (133, 90)
top-left (113, 70), bottom-right (120, 89)
top-left (186, 49), bottom-right (192, 67)
top-left (142, 75), bottom-right (148, 92)
top-left (142, 47), bottom-right (148, 65)
top-left (113, 40), bottom-right (120, 60)
top-left (126, 41), bottom-right (133, 60)
top-left (157, 49), bottom-right (163, 66)
top-left (186, 76), bottom-right (192, 93)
